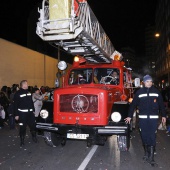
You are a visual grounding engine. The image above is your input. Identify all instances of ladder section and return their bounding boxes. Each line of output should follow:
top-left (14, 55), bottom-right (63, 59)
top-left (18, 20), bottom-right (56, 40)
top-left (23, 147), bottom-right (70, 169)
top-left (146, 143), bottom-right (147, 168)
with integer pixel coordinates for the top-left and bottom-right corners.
top-left (36, 0), bottom-right (115, 63)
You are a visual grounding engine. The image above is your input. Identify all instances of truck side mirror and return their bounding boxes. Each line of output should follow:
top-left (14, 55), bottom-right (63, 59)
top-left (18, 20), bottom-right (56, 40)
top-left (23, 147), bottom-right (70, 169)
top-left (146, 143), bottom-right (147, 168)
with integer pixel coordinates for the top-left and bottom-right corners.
top-left (134, 78), bottom-right (140, 87)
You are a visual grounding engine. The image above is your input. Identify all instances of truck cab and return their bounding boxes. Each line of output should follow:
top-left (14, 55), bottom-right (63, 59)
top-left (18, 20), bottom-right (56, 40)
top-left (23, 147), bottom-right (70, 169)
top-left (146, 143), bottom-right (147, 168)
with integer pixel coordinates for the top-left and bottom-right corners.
top-left (36, 53), bottom-right (139, 151)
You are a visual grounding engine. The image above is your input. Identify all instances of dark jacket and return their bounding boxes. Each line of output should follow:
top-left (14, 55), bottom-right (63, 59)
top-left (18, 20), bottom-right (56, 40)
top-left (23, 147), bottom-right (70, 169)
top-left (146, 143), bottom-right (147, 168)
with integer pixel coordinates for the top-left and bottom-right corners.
top-left (128, 86), bottom-right (166, 118)
top-left (13, 88), bottom-right (35, 116)
top-left (7, 102), bottom-right (14, 116)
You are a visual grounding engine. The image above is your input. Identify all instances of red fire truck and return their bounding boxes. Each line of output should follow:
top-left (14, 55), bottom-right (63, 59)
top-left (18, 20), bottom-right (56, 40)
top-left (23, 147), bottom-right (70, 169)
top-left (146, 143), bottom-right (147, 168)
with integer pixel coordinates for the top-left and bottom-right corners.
top-left (36, 52), bottom-right (140, 151)
top-left (36, 0), bottom-right (140, 151)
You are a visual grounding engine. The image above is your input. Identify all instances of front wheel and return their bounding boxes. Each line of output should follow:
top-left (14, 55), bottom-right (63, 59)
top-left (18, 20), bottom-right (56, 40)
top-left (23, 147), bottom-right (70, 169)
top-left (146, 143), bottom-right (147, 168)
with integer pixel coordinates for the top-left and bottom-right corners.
top-left (117, 135), bottom-right (130, 151)
top-left (43, 131), bottom-right (63, 147)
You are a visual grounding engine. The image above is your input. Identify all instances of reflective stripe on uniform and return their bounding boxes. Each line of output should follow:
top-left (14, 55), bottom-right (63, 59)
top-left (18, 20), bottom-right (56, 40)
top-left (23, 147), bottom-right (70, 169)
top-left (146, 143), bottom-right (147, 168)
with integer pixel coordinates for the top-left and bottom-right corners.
top-left (139, 94), bottom-right (147, 98)
top-left (19, 123), bottom-right (23, 126)
top-left (150, 115), bottom-right (159, 118)
top-left (139, 115), bottom-right (159, 119)
top-left (139, 115), bottom-right (147, 118)
top-left (20, 94), bottom-right (26, 97)
top-left (18, 109), bottom-right (33, 112)
top-left (149, 93), bottom-right (159, 97)
top-left (20, 93), bottom-right (31, 97)
top-left (138, 93), bottom-right (159, 98)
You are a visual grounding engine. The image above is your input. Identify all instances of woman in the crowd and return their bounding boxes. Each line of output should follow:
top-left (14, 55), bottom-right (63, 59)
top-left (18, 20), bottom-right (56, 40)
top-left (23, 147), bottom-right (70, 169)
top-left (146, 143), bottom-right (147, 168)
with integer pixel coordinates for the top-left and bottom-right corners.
top-left (32, 88), bottom-right (47, 121)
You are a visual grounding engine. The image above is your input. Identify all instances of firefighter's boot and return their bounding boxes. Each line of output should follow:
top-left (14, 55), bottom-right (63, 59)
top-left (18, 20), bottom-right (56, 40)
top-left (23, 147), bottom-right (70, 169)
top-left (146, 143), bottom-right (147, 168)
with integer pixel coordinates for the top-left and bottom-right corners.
top-left (20, 135), bottom-right (25, 147)
top-left (143, 144), bottom-right (149, 161)
top-left (148, 146), bottom-right (157, 166)
top-left (31, 131), bottom-right (38, 143)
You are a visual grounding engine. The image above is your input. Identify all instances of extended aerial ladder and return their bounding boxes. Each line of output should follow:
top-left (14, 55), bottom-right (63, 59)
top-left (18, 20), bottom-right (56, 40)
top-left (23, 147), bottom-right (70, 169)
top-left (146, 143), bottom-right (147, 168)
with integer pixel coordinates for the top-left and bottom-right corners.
top-left (36, 0), bottom-right (115, 63)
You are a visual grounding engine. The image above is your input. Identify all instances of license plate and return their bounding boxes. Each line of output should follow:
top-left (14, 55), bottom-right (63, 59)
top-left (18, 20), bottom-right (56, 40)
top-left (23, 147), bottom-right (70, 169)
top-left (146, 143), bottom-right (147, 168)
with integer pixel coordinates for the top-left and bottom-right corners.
top-left (67, 133), bottom-right (89, 140)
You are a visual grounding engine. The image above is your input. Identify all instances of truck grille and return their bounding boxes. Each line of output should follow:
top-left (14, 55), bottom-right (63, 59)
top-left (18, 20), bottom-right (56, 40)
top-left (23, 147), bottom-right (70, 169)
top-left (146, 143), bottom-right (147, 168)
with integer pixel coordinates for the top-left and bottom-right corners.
top-left (60, 94), bottom-right (98, 113)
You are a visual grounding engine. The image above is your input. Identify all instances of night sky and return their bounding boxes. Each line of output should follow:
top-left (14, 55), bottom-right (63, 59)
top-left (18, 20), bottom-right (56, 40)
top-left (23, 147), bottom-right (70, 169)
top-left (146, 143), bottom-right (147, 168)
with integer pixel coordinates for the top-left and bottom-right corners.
top-left (88, 0), bottom-right (157, 56)
top-left (0, 0), bottom-right (157, 57)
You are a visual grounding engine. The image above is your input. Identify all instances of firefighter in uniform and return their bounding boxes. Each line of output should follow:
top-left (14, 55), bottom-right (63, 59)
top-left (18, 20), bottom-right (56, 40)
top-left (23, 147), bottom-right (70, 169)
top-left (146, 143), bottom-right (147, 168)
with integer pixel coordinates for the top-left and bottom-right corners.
top-left (14, 80), bottom-right (37, 147)
top-left (125, 75), bottom-right (166, 166)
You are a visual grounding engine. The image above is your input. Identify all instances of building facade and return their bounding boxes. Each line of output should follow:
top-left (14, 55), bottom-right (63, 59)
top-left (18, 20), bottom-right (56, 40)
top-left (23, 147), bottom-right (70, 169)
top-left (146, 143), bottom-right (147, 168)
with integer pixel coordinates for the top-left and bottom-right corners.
top-left (145, 25), bottom-right (156, 78)
top-left (121, 47), bottom-right (145, 80)
top-left (0, 38), bottom-right (71, 88)
top-left (155, 0), bottom-right (170, 87)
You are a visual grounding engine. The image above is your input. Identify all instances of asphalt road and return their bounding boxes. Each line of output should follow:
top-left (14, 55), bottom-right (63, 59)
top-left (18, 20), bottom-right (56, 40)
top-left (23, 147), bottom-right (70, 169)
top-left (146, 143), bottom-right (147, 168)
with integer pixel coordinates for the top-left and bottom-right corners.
top-left (0, 124), bottom-right (170, 170)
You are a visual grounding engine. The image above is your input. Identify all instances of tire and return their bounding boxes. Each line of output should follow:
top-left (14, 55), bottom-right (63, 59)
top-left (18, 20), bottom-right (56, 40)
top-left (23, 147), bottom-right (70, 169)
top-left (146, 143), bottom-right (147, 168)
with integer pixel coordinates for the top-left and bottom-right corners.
top-left (43, 131), bottom-right (62, 147)
top-left (61, 138), bottom-right (66, 146)
top-left (117, 135), bottom-right (130, 151)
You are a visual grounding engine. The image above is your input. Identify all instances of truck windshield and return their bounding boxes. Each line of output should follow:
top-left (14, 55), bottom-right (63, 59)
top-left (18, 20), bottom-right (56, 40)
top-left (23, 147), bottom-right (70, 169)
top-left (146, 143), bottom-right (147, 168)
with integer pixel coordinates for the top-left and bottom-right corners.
top-left (94, 68), bottom-right (120, 85)
top-left (69, 68), bottom-right (120, 85)
top-left (69, 68), bottom-right (93, 85)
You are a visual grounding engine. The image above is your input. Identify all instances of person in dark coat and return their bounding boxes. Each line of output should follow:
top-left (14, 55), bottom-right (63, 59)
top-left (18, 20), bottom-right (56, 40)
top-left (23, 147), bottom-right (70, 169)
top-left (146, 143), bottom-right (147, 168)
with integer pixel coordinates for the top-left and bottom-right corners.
top-left (0, 91), bottom-right (10, 125)
top-left (0, 104), bottom-right (5, 128)
top-left (14, 80), bottom-right (37, 147)
top-left (124, 75), bottom-right (166, 166)
top-left (7, 101), bottom-right (15, 129)
top-left (161, 87), bottom-right (168, 109)
top-left (7, 84), bottom-right (19, 130)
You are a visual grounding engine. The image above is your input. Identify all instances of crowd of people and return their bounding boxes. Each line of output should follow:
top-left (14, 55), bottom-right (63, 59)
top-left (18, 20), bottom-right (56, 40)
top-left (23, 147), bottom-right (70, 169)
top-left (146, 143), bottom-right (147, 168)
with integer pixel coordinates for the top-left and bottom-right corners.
top-left (161, 86), bottom-right (170, 110)
top-left (0, 83), bottom-right (53, 130)
top-left (0, 81), bottom-right (55, 147)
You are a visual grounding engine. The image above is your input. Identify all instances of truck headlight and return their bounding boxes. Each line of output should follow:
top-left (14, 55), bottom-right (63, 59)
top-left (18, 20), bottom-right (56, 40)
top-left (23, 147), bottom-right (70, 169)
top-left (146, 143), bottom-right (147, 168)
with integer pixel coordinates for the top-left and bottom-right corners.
top-left (111, 112), bottom-right (121, 122)
top-left (40, 109), bottom-right (49, 119)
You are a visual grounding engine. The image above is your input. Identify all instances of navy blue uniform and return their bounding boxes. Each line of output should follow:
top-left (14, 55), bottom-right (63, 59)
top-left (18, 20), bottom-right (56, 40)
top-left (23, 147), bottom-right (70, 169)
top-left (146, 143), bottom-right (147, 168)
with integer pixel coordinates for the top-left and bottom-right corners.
top-left (128, 86), bottom-right (166, 146)
top-left (14, 88), bottom-right (35, 137)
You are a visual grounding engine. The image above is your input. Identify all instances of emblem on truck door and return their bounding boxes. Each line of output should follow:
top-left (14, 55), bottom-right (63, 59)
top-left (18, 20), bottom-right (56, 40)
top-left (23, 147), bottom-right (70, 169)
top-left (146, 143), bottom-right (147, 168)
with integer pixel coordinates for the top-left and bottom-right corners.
top-left (71, 94), bottom-right (89, 113)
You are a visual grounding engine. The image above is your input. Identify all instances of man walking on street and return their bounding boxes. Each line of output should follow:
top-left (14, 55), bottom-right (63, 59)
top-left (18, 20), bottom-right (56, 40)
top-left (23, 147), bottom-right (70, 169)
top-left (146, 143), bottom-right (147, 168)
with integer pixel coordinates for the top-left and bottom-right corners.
top-left (125, 75), bottom-right (166, 166)
top-left (14, 80), bottom-right (37, 147)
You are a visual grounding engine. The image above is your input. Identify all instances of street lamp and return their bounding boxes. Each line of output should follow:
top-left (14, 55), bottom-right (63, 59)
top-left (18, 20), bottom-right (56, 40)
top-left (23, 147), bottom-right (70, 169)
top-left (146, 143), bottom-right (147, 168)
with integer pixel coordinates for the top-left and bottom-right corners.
top-left (155, 33), bottom-right (160, 38)
top-left (154, 33), bottom-right (160, 86)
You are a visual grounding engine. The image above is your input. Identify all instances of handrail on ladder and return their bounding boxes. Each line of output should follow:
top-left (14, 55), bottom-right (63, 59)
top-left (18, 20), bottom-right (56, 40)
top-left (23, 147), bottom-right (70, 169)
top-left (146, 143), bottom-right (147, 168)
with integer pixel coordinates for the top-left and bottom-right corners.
top-left (36, 0), bottom-right (115, 63)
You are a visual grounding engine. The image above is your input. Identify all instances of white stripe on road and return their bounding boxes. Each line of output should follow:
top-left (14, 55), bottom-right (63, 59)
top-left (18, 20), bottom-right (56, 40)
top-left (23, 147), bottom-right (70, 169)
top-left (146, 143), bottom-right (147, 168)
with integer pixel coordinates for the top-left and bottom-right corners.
top-left (77, 145), bottom-right (98, 170)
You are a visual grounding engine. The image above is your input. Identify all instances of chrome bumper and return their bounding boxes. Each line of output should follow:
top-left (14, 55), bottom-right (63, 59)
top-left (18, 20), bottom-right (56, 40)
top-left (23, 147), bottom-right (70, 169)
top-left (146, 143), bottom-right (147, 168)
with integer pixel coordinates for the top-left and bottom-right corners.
top-left (36, 123), bottom-right (128, 135)
top-left (36, 123), bottom-right (58, 131)
top-left (97, 126), bottom-right (128, 134)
